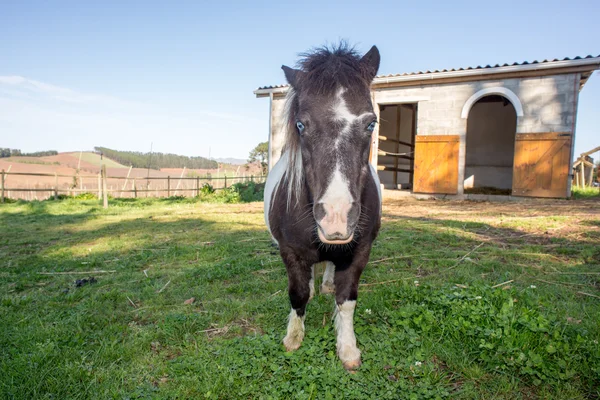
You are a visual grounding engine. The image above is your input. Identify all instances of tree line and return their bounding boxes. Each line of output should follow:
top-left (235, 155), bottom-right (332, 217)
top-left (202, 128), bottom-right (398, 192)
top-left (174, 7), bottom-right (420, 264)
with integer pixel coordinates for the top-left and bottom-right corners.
top-left (0, 148), bottom-right (58, 158)
top-left (94, 147), bottom-right (218, 170)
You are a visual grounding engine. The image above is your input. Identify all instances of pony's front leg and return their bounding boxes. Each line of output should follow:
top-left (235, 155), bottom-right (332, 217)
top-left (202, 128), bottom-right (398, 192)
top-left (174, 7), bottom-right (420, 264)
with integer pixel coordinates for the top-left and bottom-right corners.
top-left (320, 261), bottom-right (336, 294)
top-left (333, 263), bottom-right (365, 370)
top-left (281, 250), bottom-right (315, 352)
top-left (309, 264), bottom-right (315, 300)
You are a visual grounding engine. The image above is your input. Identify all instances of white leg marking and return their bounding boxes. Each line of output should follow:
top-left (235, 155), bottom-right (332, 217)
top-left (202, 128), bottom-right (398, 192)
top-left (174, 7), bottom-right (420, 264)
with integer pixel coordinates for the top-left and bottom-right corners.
top-left (309, 265), bottom-right (315, 300)
top-left (283, 308), bottom-right (305, 351)
top-left (320, 261), bottom-right (335, 294)
top-left (334, 300), bottom-right (361, 369)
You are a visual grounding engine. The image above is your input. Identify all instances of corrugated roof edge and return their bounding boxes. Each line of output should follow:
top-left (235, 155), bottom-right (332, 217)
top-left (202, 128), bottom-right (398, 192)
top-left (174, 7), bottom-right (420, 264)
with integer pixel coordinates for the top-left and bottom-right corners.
top-left (254, 54), bottom-right (600, 93)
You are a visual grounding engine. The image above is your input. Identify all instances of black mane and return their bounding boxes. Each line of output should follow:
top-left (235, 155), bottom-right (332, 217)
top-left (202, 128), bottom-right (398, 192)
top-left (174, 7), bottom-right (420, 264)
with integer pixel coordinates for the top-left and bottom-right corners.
top-left (294, 42), bottom-right (373, 94)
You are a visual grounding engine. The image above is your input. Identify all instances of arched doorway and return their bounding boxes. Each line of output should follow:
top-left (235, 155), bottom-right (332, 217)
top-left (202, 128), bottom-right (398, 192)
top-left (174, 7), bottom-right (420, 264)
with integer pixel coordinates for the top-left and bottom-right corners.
top-left (464, 95), bottom-right (517, 193)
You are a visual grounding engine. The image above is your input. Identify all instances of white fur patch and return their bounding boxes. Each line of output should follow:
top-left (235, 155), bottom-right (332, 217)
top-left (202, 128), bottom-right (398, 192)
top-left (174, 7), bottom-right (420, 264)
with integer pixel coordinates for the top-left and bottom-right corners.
top-left (283, 308), bottom-right (305, 351)
top-left (319, 166), bottom-right (353, 211)
top-left (263, 150), bottom-right (289, 244)
top-left (369, 164), bottom-right (382, 215)
top-left (323, 261), bottom-right (335, 286)
top-left (334, 300), bottom-right (360, 364)
top-left (317, 166), bottom-right (354, 237)
top-left (332, 88), bottom-right (374, 147)
top-left (320, 261), bottom-right (336, 294)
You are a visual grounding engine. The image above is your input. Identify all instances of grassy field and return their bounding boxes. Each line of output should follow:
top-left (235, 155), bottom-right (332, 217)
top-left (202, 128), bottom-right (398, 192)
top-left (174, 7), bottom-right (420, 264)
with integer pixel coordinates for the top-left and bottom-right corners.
top-left (75, 152), bottom-right (128, 169)
top-left (1, 197), bottom-right (599, 399)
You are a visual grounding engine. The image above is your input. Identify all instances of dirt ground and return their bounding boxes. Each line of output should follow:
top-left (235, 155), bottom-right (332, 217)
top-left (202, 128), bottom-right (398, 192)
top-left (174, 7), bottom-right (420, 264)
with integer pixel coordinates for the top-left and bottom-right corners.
top-left (383, 197), bottom-right (600, 219)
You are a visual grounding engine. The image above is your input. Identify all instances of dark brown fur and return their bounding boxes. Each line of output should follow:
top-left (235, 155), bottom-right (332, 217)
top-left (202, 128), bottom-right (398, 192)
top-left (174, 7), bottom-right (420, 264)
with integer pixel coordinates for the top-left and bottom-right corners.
top-left (268, 43), bottom-right (382, 317)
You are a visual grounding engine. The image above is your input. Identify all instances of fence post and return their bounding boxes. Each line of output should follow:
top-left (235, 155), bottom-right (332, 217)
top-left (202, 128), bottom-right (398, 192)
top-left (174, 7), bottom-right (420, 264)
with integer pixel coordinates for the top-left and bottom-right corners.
top-left (121, 165), bottom-right (132, 197)
top-left (102, 165), bottom-right (108, 209)
top-left (97, 172), bottom-right (102, 199)
top-left (196, 176), bottom-right (200, 197)
top-left (251, 175), bottom-right (254, 183)
top-left (1, 169), bottom-right (4, 203)
top-left (167, 176), bottom-right (171, 197)
top-left (133, 179), bottom-right (137, 198)
top-left (54, 173), bottom-right (58, 200)
top-left (224, 175), bottom-right (227, 189)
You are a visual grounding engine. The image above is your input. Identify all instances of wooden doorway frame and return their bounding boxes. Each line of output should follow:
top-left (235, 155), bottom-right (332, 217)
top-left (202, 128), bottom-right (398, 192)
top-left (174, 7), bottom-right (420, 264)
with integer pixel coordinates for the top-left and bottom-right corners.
top-left (374, 103), bottom-right (417, 190)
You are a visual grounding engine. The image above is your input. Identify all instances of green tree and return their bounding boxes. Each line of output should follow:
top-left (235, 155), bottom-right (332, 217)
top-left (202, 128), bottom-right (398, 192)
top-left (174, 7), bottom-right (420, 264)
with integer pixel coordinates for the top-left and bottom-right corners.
top-left (248, 142), bottom-right (269, 175)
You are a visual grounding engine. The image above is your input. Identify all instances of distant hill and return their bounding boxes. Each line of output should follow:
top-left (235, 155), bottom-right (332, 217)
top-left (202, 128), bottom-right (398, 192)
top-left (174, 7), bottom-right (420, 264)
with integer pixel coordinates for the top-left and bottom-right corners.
top-left (94, 147), bottom-right (218, 170)
top-left (77, 152), bottom-right (127, 168)
top-left (214, 157), bottom-right (247, 165)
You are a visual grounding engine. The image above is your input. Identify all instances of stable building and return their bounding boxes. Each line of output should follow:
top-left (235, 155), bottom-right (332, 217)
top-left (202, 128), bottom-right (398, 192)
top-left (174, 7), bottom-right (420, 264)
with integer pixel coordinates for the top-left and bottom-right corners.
top-left (254, 55), bottom-right (600, 199)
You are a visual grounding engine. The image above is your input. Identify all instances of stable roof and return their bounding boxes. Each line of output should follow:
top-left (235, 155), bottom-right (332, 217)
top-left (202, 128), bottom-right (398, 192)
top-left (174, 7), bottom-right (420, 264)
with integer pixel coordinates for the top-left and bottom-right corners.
top-left (254, 55), bottom-right (600, 97)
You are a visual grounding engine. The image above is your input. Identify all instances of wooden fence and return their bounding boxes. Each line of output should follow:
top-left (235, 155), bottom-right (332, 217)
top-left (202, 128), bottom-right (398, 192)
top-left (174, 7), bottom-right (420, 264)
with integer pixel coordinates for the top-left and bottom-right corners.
top-left (0, 167), bottom-right (266, 206)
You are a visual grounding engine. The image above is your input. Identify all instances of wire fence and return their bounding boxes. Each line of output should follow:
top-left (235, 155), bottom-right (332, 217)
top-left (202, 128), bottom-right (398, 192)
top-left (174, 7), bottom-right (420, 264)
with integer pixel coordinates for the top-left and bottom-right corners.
top-left (0, 169), bottom-right (266, 203)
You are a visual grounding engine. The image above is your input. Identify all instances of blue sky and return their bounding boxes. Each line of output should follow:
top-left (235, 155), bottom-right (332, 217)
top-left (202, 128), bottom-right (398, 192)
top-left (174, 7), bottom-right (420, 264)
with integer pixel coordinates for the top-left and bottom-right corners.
top-left (1, 0), bottom-right (598, 160)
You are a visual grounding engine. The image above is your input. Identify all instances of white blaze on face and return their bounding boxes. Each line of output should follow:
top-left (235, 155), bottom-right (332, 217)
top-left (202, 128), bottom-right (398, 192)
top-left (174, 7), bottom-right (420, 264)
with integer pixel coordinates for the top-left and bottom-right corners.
top-left (317, 165), bottom-right (354, 243)
top-left (334, 300), bottom-right (361, 367)
top-left (332, 87), bottom-right (373, 148)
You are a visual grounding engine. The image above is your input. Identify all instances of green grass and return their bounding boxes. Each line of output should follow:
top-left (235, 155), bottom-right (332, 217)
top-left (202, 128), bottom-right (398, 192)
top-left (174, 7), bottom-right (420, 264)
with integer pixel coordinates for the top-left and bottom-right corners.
top-left (571, 186), bottom-right (600, 199)
top-left (1, 198), bottom-right (599, 399)
top-left (5, 157), bottom-right (60, 166)
top-left (77, 152), bottom-right (128, 169)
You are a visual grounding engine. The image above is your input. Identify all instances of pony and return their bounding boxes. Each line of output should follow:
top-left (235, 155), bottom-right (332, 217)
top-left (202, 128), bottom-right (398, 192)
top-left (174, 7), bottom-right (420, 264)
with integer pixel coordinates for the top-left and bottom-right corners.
top-left (264, 43), bottom-right (382, 370)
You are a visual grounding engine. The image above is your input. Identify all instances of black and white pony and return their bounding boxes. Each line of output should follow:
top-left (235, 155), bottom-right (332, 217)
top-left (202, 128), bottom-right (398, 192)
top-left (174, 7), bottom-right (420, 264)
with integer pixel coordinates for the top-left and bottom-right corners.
top-left (264, 44), bottom-right (382, 370)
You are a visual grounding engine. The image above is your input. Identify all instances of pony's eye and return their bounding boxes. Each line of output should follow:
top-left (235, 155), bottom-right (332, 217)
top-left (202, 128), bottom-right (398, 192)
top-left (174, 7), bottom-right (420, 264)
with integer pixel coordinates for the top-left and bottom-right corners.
top-left (296, 121), bottom-right (305, 133)
top-left (367, 121), bottom-right (377, 132)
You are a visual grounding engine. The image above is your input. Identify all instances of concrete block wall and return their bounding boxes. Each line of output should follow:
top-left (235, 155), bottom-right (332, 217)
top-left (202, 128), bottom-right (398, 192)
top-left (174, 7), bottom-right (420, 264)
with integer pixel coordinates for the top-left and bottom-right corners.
top-left (372, 73), bottom-right (579, 194)
top-left (267, 73), bottom-right (579, 195)
top-left (269, 96), bottom-right (287, 169)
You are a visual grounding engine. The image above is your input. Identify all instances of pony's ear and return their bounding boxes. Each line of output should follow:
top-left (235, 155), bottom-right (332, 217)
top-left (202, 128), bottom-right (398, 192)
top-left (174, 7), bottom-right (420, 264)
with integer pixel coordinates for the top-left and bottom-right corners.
top-left (360, 45), bottom-right (380, 82)
top-left (282, 65), bottom-right (303, 87)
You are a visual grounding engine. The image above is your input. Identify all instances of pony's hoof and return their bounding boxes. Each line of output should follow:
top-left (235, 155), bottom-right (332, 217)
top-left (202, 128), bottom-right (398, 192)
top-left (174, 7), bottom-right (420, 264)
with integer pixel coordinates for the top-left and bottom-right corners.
top-left (339, 345), bottom-right (361, 371)
top-left (343, 358), bottom-right (361, 371)
top-left (320, 282), bottom-right (335, 294)
top-left (283, 336), bottom-right (302, 352)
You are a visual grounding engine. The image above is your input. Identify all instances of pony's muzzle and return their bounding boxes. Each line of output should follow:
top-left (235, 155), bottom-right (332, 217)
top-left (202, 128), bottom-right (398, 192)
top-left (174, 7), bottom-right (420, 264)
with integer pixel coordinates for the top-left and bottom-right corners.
top-left (315, 202), bottom-right (358, 245)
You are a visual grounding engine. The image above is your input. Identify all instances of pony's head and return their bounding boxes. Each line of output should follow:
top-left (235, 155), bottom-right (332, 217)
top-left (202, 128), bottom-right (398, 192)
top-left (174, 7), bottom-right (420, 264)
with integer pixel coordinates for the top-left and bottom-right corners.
top-left (282, 43), bottom-right (380, 245)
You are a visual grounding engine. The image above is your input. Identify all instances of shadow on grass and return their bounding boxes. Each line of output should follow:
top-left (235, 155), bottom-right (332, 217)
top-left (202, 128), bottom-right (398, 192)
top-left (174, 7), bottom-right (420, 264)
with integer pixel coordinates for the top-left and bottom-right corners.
top-left (1, 200), bottom-right (599, 399)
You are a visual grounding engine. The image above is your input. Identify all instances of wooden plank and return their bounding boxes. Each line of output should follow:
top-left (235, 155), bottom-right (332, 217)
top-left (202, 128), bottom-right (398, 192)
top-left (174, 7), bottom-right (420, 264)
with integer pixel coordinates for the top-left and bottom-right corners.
top-left (377, 150), bottom-right (414, 160)
top-left (514, 132), bottom-right (571, 141)
top-left (413, 135), bottom-right (459, 194)
top-left (580, 146), bottom-right (600, 158)
top-left (512, 132), bottom-right (572, 198)
top-left (377, 166), bottom-right (413, 173)
top-left (5, 172), bottom-right (98, 178)
top-left (102, 165), bottom-right (108, 209)
top-left (394, 106), bottom-right (401, 186)
top-left (416, 135), bottom-right (460, 143)
top-left (410, 104), bottom-right (417, 187)
top-left (378, 136), bottom-right (415, 148)
top-left (1, 188), bottom-right (60, 192)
